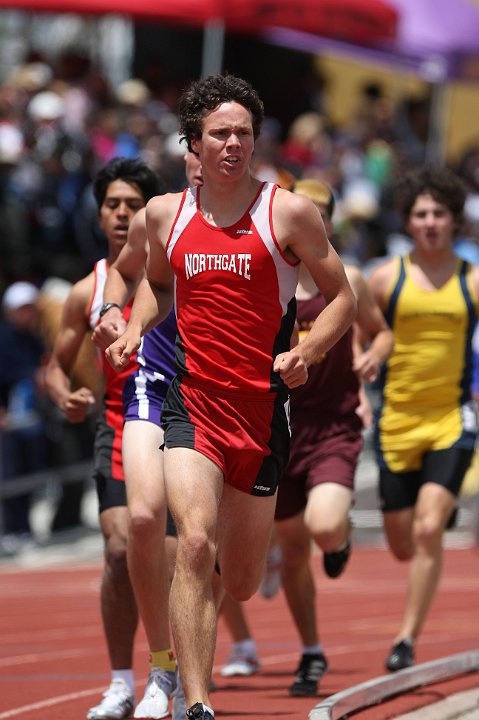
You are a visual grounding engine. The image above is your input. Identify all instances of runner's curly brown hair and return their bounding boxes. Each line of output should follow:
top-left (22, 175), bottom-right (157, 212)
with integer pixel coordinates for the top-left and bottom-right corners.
top-left (395, 165), bottom-right (466, 223)
top-left (178, 73), bottom-right (264, 154)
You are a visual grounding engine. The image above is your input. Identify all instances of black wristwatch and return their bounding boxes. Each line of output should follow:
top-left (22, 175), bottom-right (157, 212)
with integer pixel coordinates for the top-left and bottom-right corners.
top-left (99, 302), bottom-right (121, 318)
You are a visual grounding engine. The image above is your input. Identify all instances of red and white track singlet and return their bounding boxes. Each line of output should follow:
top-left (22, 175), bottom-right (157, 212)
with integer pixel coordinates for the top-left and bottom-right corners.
top-left (166, 182), bottom-right (299, 395)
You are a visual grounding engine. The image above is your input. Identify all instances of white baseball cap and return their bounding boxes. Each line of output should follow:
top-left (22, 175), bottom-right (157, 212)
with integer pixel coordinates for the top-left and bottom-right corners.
top-left (28, 91), bottom-right (65, 121)
top-left (2, 281), bottom-right (39, 310)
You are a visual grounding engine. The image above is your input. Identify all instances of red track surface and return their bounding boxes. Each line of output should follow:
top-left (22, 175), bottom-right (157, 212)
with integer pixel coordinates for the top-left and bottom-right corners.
top-left (0, 545), bottom-right (478, 720)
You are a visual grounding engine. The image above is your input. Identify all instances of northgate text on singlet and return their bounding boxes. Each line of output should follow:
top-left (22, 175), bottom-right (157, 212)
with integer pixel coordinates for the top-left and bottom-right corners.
top-left (185, 252), bottom-right (252, 280)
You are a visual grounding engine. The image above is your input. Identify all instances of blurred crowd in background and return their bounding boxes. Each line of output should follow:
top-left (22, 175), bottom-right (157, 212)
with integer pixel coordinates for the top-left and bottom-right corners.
top-left (1, 48), bottom-right (479, 288)
top-left (1, 45), bottom-right (479, 553)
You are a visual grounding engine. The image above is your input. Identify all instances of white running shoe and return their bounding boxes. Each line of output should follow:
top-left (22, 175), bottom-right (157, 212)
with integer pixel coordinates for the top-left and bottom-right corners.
top-left (87, 679), bottom-right (134, 720)
top-left (172, 671), bottom-right (186, 720)
top-left (259, 543), bottom-right (282, 599)
top-left (220, 653), bottom-right (261, 677)
top-left (133, 668), bottom-right (176, 719)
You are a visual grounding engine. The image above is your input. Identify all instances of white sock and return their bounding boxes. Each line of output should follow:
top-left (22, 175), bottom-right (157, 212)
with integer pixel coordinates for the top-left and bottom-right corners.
top-left (302, 644), bottom-right (323, 655)
top-left (233, 639), bottom-right (257, 656)
top-left (112, 669), bottom-right (135, 694)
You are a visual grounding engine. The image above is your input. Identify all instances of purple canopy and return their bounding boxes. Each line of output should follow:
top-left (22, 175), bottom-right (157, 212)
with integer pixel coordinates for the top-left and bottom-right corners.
top-left (264, 0), bottom-right (479, 81)
top-left (391, 0), bottom-right (479, 79)
top-left (392, 0), bottom-right (479, 56)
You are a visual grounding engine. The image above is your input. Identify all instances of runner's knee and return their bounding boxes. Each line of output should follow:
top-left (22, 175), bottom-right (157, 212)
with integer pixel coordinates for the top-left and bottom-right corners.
top-left (177, 530), bottom-right (216, 575)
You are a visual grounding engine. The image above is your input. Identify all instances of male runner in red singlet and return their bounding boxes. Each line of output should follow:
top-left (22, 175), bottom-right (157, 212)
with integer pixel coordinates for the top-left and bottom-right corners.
top-left (46, 158), bottom-right (165, 720)
top-left (105, 74), bottom-right (357, 720)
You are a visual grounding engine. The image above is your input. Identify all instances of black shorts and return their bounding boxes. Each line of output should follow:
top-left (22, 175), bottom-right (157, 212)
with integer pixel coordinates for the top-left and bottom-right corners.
top-left (93, 411), bottom-right (126, 513)
top-left (379, 446), bottom-right (474, 512)
top-left (92, 467), bottom-right (127, 513)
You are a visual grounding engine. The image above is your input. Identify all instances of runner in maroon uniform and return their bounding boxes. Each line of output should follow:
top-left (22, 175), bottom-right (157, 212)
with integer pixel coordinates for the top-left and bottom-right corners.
top-left (275, 178), bottom-right (393, 697)
top-left (106, 75), bottom-right (356, 720)
top-left (46, 158), bottom-right (161, 720)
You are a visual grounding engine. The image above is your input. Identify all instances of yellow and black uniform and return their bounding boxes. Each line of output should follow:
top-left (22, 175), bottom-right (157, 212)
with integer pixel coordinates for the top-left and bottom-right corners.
top-left (375, 254), bottom-right (479, 510)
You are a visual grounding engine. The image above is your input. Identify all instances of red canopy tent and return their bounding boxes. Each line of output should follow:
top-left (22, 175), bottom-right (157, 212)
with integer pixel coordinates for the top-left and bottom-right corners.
top-left (0, 0), bottom-right (398, 45)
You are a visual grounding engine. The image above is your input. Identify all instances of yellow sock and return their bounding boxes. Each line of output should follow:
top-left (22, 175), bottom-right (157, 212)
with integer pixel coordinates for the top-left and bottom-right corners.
top-left (149, 649), bottom-right (177, 671)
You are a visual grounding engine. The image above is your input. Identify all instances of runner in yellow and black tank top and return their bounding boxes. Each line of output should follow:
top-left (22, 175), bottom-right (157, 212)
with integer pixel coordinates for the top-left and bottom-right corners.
top-left (376, 253), bottom-right (478, 475)
top-left (368, 165), bottom-right (479, 676)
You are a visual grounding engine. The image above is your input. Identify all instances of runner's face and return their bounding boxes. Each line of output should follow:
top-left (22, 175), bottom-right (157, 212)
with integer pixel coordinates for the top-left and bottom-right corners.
top-left (98, 179), bottom-right (146, 257)
top-left (406, 193), bottom-right (455, 253)
top-left (184, 151), bottom-right (203, 187)
top-left (191, 102), bottom-right (255, 181)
